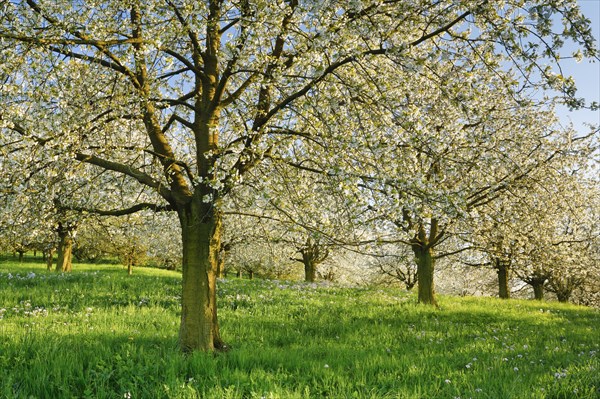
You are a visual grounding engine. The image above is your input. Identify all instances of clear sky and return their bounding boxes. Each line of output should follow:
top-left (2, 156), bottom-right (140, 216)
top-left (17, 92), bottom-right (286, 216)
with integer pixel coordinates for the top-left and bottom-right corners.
top-left (557, 0), bottom-right (600, 132)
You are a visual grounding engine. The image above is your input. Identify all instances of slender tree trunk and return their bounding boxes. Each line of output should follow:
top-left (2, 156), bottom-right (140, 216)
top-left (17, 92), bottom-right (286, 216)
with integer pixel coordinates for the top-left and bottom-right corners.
top-left (412, 245), bottom-right (437, 306)
top-left (126, 248), bottom-right (134, 275)
top-left (248, 270), bottom-right (254, 280)
top-left (177, 196), bottom-right (223, 352)
top-left (46, 249), bottom-right (53, 271)
top-left (217, 249), bottom-right (225, 278)
top-left (55, 227), bottom-right (73, 272)
top-left (17, 250), bottom-right (24, 263)
top-left (496, 259), bottom-right (510, 299)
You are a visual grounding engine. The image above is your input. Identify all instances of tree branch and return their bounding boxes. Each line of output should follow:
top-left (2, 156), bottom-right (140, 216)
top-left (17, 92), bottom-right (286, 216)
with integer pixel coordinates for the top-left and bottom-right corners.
top-left (61, 202), bottom-right (174, 216)
top-left (75, 152), bottom-right (173, 202)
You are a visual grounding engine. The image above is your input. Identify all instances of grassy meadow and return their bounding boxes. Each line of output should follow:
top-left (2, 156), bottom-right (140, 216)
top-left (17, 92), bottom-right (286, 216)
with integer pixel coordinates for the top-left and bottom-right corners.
top-left (0, 255), bottom-right (598, 399)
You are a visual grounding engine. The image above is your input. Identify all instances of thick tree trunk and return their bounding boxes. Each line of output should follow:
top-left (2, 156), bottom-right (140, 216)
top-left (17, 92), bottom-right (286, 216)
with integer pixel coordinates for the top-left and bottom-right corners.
top-left (532, 281), bottom-right (545, 300)
top-left (304, 259), bottom-right (317, 282)
top-left (556, 290), bottom-right (571, 303)
top-left (412, 245), bottom-right (437, 306)
top-left (17, 250), bottom-right (24, 263)
top-left (496, 259), bottom-right (510, 299)
top-left (55, 227), bottom-right (73, 272)
top-left (177, 197), bottom-right (223, 352)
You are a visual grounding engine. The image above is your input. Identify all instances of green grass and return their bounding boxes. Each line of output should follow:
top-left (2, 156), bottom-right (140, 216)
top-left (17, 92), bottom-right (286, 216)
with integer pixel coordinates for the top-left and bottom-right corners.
top-left (1, 256), bottom-right (598, 398)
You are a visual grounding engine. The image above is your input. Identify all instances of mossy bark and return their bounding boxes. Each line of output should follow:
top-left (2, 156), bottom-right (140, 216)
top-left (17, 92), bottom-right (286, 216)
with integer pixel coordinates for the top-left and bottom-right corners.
top-left (55, 225), bottom-right (73, 272)
top-left (496, 259), bottom-right (510, 299)
top-left (303, 259), bottom-right (317, 282)
top-left (412, 245), bottom-right (437, 306)
top-left (532, 280), bottom-right (545, 300)
top-left (177, 196), bottom-right (223, 352)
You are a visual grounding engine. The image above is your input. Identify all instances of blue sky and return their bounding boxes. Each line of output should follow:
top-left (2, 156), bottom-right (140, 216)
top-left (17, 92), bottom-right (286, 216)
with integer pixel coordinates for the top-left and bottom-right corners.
top-left (556, 0), bottom-right (600, 132)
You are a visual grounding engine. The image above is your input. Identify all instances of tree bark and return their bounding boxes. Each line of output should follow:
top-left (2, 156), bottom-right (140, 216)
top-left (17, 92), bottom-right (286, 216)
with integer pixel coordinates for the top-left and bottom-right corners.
top-left (217, 253), bottom-right (225, 278)
top-left (496, 259), bottom-right (510, 299)
top-left (304, 259), bottom-right (317, 282)
top-left (17, 250), bottom-right (24, 263)
top-left (55, 225), bottom-right (73, 272)
top-left (412, 245), bottom-right (437, 306)
top-left (46, 249), bottom-right (53, 271)
top-left (125, 248), bottom-right (135, 275)
top-left (556, 290), bottom-right (571, 303)
top-left (177, 196), bottom-right (223, 352)
top-left (217, 242), bottom-right (230, 278)
top-left (532, 280), bottom-right (545, 300)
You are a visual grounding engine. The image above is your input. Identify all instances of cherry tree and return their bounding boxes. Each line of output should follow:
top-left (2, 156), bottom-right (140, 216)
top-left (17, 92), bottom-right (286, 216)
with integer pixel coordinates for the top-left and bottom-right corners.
top-left (2, 0), bottom-right (596, 351)
top-left (322, 54), bottom-right (583, 305)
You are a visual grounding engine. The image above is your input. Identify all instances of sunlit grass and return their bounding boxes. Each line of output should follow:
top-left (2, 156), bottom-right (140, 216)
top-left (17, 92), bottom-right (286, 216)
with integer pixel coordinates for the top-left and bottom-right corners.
top-left (1, 256), bottom-right (598, 398)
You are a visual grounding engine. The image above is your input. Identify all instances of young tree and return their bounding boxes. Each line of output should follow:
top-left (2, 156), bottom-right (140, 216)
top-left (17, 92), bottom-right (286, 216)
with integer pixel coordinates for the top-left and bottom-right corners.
top-left (2, 0), bottom-right (596, 351)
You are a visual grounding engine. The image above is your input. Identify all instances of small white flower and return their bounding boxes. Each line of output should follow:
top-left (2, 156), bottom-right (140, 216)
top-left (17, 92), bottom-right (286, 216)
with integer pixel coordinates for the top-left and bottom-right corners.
top-left (324, 364), bottom-right (329, 368)
top-left (444, 379), bottom-right (451, 384)
top-left (513, 367), bottom-right (519, 372)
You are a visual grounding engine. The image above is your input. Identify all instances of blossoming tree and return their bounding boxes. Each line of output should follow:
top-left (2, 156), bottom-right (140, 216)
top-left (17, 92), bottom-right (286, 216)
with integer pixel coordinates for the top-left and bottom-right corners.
top-left (1, 0), bottom-right (596, 351)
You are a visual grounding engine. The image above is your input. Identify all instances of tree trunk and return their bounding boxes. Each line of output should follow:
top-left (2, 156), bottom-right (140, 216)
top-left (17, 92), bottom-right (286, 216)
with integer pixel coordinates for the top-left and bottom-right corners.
top-left (126, 248), bottom-right (134, 275)
top-left (46, 249), bottom-right (53, 271)
top-left (17, 250), bottom-right (24, 263)
top-left (304, 259), bottom-right (317, 282)
top-left (496, 259), bottom-right (510, 299)
top-left (248, 270), bottom-right (254, 280)
top-left (55, 227), bottom-right (73, 272)
top-left (217, 251), bottom-right (225, 278)
top-left (556, 289), bottom-right (571, 303)
top-left (412, 245), bottom-right (437, 306)
top-left (177, 197), bottom-right (223, 352)
top-left (532, 281), bottom-right (545, 300)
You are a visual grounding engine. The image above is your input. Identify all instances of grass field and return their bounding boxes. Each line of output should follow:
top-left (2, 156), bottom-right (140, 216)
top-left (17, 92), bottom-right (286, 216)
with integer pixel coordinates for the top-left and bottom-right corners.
top-left (0, 255), bottom-right (598, 398)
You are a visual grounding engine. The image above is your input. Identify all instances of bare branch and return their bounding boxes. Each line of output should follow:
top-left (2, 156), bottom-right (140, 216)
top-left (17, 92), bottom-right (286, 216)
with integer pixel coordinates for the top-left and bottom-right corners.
top-left (61, 202), bottom-right (174, 216)
top-left (75, 152), bottom-right (173, 202)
